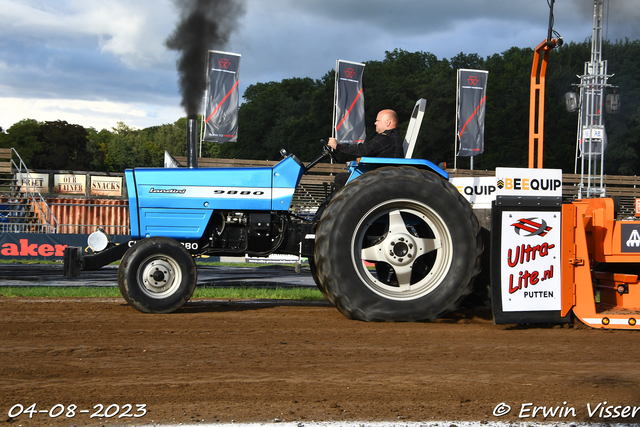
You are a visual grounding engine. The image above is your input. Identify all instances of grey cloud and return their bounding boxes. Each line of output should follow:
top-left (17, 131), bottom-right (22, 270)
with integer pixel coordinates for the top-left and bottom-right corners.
top-left (1, 0), bottom-right (638, 131)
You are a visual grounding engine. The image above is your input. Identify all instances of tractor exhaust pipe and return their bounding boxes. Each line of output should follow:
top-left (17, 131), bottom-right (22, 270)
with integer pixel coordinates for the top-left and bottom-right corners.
top-left (187, 118), bottom-right (198, 169)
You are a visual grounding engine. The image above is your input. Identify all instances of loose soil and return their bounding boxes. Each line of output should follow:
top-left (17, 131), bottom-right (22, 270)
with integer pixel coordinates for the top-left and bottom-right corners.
top-left (1, 297), bottom-right (639, 426)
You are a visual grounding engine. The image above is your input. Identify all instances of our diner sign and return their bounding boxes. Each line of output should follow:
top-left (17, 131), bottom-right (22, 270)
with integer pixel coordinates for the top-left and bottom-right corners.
top-left (54, 174), bottom-right (86, 195)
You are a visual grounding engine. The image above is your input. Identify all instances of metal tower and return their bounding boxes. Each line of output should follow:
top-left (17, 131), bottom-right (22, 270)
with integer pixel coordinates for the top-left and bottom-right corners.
top-left (574, 0), bottom-right (614, 198)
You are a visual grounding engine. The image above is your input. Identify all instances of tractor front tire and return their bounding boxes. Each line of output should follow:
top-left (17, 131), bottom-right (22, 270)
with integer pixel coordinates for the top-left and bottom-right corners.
top-left (314, 166), bottom-right (482, 321)
top-left (118, 237), bottom-right (197, 313)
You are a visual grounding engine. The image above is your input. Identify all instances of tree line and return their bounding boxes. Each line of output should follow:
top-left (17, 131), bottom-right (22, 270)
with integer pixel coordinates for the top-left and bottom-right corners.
top-left (1, 39), bottom-right (639, 175)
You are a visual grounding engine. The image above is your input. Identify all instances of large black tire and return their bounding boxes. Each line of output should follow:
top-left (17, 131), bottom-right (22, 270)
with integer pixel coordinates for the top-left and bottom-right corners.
top-left (308, 257), bottom-right (332, 301)
top-left (314, 166), bottom-right (482, 321)
top-left (118, 237), bottom-right (197, 313)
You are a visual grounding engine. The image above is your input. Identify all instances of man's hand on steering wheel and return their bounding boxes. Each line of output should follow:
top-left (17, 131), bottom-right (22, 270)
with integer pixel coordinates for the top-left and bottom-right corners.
top-left (321, 139), bottom-right (339, 163)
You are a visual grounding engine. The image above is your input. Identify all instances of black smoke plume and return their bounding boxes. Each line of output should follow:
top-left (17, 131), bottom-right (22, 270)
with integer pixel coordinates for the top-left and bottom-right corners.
top-left (165, 0), bottom-right (245, 118)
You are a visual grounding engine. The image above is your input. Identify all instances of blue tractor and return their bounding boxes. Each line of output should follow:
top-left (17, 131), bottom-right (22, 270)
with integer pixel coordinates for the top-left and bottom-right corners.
top-left (67, 101), bottom-right (482, 321)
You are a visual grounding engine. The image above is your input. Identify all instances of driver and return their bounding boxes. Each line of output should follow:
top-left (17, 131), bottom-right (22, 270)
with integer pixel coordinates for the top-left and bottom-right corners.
top-left (327, 109), bottom-right (404, 190)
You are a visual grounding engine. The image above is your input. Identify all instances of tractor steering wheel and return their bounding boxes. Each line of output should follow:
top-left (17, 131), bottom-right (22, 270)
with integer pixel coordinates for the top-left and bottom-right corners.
top-left (321, 139), bottom-right (339, 163)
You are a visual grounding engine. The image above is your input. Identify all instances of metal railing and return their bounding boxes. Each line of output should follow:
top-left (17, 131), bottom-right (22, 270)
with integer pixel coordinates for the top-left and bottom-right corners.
top-left (0, 148), bottom-right (59, 233)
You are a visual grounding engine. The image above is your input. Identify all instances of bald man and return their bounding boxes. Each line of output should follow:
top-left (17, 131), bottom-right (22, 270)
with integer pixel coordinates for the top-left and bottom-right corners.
top-left (328, 109), bottom-right (404, 158)
top-left (327, 109), bottom-right (404, 191)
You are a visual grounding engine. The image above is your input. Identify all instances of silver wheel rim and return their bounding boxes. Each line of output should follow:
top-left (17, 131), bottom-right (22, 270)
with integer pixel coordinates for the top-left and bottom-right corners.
top-left (137, 254), bottom-right (183, 299)
top-left (351, 199), bottom-right (453, 301)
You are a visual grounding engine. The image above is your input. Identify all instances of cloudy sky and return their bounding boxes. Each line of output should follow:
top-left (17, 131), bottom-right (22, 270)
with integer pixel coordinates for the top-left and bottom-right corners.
top-left (1, 0), bottom-right (639, 132)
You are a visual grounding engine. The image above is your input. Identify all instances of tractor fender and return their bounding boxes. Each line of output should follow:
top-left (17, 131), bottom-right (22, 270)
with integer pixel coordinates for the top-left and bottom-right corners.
top-left (345, 157), bottom-right (448, 185)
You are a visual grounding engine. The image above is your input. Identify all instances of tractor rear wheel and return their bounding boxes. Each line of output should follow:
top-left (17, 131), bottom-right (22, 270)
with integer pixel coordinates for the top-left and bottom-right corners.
top-left (314, 166), bottom-right (482, 321)
top-left (308, 257), bottom-right (332, 301)
top-left (118, 237), bottom-right (197, 313)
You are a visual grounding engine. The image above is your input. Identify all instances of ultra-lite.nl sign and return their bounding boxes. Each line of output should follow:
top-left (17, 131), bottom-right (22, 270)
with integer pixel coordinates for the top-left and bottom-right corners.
top-left (500, 210), bottom-right (561, 312)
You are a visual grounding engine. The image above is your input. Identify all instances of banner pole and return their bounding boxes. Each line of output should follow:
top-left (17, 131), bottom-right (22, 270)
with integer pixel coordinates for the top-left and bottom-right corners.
top-left (200, 50), bottom-right (208, 157)
top-left (200, 94), bottom-right (206, 157)
top-left (454, 69), bottom-right (460, 170)
top-left (332, 60), bottom-right (338, 139)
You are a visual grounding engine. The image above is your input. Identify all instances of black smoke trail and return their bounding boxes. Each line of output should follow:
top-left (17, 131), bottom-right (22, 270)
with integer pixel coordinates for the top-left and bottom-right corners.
top-left (165, 0), bottom-right (246, 118)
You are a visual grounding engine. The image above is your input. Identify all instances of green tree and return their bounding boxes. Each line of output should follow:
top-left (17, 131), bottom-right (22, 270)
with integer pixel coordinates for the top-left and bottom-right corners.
top-left (216, 77), bottom-right (332, 162)
top-left (86, 127), bottom-right (113, 171)
top-left (35, 120), bottom-right (90, 170)
top-left (598, 39), bottom-right (640, 175)
top-left (3, 40), bottom-right (640, 176)
top-left (360, 49), bottom-right (460, 165)
top-left (474, 47), bottom-right (534, 170)
top-left (0, 119), bottom-right (43, 167)
top-left (1, 119), bottom-right (92, 170)
top-left (140, 118), bottom-right (188, 159)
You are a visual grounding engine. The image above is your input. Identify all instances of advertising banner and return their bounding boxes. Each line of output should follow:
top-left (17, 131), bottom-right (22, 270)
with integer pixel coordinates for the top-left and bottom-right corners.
top-left (450, 167), bottom-right (562, 209)
top-left (499, 210), bottom-right (562, 312)
top-left (456, 69), bottom-right (488, 157)
top-left (54, 174), bottom-right (86, 195)
top-left (90, 176), bottom-right (123, 197)
top-left (495, 167), bottom-right (562, 197)
top-left (17, 173), bottom-right (49, 194)
top-left (449, 176), bottom-right (497, 209)
top-left (334, 60), bottom-right (366, 144)
top-left (0, 233), bottom-right (131, 261)
top-left (203, 50), bottom-right (241, 143)
top-left (490, 197), bottom-right (569, 325)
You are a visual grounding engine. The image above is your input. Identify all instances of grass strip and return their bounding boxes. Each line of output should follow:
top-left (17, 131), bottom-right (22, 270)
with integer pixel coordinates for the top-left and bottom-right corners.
top-left (0, 286), bottom-right (325, 301)
top-left (193, 287), bottom-right (324, 300)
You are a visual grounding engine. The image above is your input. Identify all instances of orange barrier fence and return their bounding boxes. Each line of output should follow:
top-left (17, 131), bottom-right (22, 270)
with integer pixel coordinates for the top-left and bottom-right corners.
top-left (47, 198), bottom-right (130, 235)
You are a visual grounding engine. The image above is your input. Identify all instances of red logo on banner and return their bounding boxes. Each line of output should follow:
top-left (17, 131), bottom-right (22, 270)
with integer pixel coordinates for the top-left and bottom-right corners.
top-left (511, 218), bottom-right (552, 237)
top-left (345, 68), bottom-right (356, 79)
top-left (467, 76), bottom-right (480, 86)
top-left (219, 58), bottom-right (231, 69)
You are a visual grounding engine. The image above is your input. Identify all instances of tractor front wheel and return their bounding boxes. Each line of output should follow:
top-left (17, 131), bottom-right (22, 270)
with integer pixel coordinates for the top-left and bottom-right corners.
top-left (118, 237), bottom-right (197, 313)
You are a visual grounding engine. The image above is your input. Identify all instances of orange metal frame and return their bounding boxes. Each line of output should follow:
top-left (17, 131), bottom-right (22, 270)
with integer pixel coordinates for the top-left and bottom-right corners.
top-left (561, 199), bottom-right (640, 329)
top-left (522, 2), bottom-right (640, 329)
top-left (528, 39), bottom-right (561, 169)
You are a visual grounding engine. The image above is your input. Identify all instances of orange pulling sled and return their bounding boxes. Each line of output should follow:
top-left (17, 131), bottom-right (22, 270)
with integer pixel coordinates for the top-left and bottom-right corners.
top-left (561, 198), bottom-right (640, 329)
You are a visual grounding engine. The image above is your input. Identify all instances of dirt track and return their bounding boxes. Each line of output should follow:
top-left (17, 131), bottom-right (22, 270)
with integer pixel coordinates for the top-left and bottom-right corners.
top-left (1, 297), bottom-right (640, 426)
